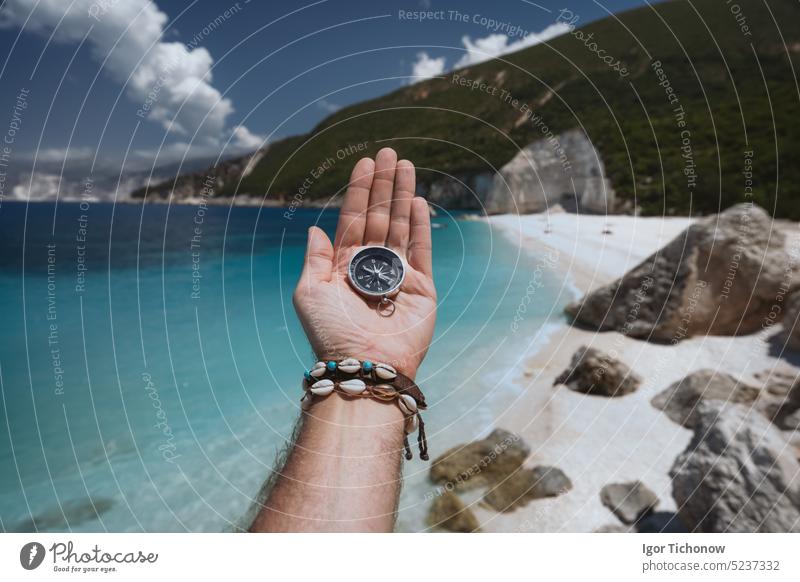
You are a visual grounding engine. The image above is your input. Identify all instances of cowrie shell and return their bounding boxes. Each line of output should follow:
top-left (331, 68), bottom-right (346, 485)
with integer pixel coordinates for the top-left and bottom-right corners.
top-left (404, 414), bottom-right (419, 434)
top-left (375, 362), bottom-right (397, 380)
top-left (338, 358), bottom-right (361, 374)
top-left (310, 362), bottom-right (327, 378)
top-left (339, 378), bottom-right (366, 395)
top-left (398, 394), bottom-right (418, 415)
top-left (310, 379), bottom-right (335, 396)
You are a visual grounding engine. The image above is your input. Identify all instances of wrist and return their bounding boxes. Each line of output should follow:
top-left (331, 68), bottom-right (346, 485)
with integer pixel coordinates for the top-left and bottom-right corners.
top-left (301, 394), bottom-right (405, 459)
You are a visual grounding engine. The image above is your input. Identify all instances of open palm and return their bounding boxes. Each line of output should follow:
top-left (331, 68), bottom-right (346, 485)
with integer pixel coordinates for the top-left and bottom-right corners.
top-left (293, 148), bottom-right (437, 379)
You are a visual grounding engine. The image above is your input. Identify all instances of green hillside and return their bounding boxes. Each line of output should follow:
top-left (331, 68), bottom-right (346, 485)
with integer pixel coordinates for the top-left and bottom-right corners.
top-left (140, 0), bottom-right (800, 218)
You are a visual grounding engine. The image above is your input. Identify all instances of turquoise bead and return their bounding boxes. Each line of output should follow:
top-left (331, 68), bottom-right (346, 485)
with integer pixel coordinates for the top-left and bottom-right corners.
top-left (304, 370), bottom-right (311, 380)
top-left (326, 361), bottom-right (337, 371)
top-left (362, 360), bottom-right (373, 372)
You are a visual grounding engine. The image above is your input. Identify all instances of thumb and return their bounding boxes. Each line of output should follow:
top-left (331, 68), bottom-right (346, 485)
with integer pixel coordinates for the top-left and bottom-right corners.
top-left (300, 226), bottom-right (334, 283)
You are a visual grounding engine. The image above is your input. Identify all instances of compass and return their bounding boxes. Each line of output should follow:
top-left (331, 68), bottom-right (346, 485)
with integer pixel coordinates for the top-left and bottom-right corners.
top-left (347, 246), bottom-right (405, 302)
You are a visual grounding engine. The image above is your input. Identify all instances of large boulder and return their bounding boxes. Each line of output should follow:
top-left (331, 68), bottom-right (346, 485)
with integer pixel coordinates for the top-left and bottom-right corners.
top-left (429, 429), bottom-right (530, 491)
top-left (554, 346), bottom-right (641, 397)
top-left (779, 291), bottom-right (800, 352)
top-left (426, 491), bottom-right (480, 532)
top-left (600, 481), bottom-right (659, 524)
top-left (482, 465), bottom-right (572, 512)
top-left (651, 369), bottom-right (760, 428)
top-left (671, 402), bottom-right (800, 532)
top-left (566, 204), bottom-right (794, 341)
top-left (484, 129), bottom-right (615, 214)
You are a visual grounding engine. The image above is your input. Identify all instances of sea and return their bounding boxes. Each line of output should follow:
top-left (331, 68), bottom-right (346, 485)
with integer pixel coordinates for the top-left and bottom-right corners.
top-left (0, 201), bottom-right (570, 532)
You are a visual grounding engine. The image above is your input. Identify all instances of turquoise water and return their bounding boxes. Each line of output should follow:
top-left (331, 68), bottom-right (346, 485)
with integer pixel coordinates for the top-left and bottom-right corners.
top-left (0, 201), bottom-right (565, 532)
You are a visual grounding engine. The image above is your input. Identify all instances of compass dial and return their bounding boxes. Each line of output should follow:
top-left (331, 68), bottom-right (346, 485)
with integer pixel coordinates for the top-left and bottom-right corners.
top-left (348, 246), bottom-right (405, 297)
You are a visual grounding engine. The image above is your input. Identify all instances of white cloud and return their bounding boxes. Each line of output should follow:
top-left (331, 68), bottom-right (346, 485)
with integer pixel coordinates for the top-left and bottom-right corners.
top-left (231, 125), bottom-right (264, 150)
top-left (12, 173), bottom-right (64, 201)
top-left (454, 22), bottom-right (571, 68)
top-left (410, 52), bottom-right (446, 83)
top-left (316, 98), bottom-right (341, 113)
top-left (33, 146), bottom-right (96, 163)
top-left (409, 22), bottom-right (570, 81)
top-left (0, 0), bottom-right (263, 151)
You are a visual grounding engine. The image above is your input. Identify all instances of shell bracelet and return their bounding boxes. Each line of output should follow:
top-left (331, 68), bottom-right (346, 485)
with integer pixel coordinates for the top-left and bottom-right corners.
top-left (301, 357), bottom-right (429, 461)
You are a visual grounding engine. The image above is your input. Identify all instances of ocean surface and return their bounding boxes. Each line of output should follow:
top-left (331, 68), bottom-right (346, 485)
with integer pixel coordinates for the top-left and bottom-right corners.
top-left (0, 200), bottom-right (568, 532)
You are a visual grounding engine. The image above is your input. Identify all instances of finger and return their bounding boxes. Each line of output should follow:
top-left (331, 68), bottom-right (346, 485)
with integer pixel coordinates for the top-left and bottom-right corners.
top-left (387, 159), bottom-right (415, 253)
top-left (364, 147), bottom-right (397, 245)
top-left (299, 226), bottom-right (334, 284)
top-left (408, 197), bottom-right (433, 277)
top-left (334, 157), bottom-right (375, 249)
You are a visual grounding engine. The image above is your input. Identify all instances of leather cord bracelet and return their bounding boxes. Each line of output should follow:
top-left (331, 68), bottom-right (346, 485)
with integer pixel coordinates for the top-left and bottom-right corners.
top-left (301, 358), bottom-right (429, 461)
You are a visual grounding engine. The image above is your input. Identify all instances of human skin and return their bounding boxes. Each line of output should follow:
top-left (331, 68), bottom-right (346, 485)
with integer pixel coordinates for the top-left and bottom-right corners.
top-left (249, 148), bottom-right (437, 532)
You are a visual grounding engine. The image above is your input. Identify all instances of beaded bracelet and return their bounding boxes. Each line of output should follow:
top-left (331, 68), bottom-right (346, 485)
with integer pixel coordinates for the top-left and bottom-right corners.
top-left (301, 358), bottom-right (429, 461)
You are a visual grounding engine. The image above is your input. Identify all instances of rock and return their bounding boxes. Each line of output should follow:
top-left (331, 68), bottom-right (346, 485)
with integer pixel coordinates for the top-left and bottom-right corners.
top-left (429, 430), bottom-right (572, 515)
top-left (528, 465), bottom-right (573, 498)
top-left (565, 204), bottom-right (795, 341)
top-left (482, 465), bottom-right (572, 512)
top-left (554, 346), bottom-right (641, 397)
top-left (13, 497), bottom-right (114, 532)
top-left (760, 378), bottom-right (800, 431)
top-left (485, 129), bottom-right (615, 215)
top-left (787, 430), bottom-right (800, 462)
top-left (600, 481), bottom-right (659, 524)
top-left (635, 511), bottom-right (687, 533)
top-left (651, 369), bottom-right (760, 428)
top-left (779, 291), bottom-right (800, 351)
top-left (426, 491), bottom-right (480, 532)
top-left (671, 402), bottom-right (800, 532)
top-left (756, 368), bottom-right (798, 397)
top-left (429, 429), bottom-right (530, 491)
top-left (780, 409), bottom-right (800, 432)
top-left (594, 523), bottom-right (634, 533)
top-left (482, 469), bottom-right (537, 513)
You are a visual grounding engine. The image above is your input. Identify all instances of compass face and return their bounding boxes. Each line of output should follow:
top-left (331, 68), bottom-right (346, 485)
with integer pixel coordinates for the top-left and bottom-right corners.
top-left (348, 246), bottom-right (405, 297)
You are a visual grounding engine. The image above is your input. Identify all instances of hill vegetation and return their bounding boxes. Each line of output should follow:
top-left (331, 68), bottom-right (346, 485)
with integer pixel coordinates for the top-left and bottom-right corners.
top-left (134, 0), bottom-right (800, 218)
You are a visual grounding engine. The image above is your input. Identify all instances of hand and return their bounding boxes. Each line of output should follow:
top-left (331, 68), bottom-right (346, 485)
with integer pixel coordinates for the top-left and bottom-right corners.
top-left (293, 148), bottom-right (437, 379)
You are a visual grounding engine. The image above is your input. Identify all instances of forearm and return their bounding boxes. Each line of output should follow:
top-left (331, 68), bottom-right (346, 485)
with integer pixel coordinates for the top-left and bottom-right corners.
top-left (259, 149), bottom-right (435, 532)
top-left (249, 393), bottom-right (406, 532)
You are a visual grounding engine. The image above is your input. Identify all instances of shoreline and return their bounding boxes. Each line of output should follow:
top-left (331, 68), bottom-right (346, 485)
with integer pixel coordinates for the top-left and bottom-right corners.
top-left (481, 212), bottom-right (797, 532)
top-left (1, 197), bottom-right (341, 209)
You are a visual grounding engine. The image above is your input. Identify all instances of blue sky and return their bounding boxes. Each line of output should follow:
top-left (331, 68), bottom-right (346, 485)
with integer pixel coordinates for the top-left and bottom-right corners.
top-left (0, 0), bottom-right (648, 170)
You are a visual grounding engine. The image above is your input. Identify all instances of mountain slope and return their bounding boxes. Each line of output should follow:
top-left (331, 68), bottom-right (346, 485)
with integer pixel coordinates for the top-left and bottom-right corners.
top-left (134, 0), bottom-right (800, 218)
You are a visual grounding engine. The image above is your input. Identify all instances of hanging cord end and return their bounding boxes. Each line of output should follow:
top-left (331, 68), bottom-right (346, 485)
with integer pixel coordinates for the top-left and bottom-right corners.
top-left (417, 414), bottom-right (429, 460)
top-left (402, 434), bottom-right (413, 460)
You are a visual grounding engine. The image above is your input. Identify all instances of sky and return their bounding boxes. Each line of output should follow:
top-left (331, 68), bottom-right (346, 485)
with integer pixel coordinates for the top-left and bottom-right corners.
top-left (0, 0), bottom-right (649, 174)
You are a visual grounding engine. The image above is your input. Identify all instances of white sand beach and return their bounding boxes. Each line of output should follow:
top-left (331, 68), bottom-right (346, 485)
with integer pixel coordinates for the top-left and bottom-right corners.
top-left (480, 212), bottom-right (800, 532)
